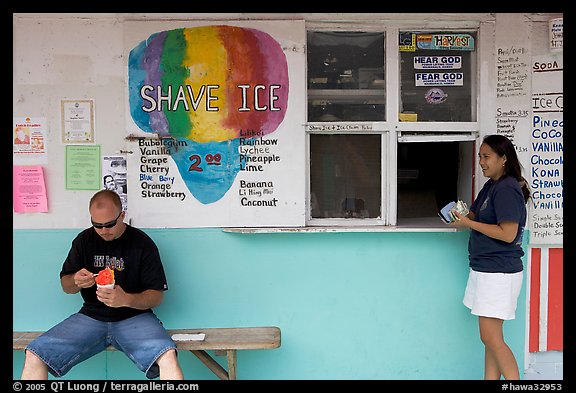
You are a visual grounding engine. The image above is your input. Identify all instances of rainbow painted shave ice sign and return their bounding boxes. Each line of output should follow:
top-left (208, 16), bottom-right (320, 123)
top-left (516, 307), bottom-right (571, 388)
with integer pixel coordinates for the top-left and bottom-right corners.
top-left (128, 26), bottom-right (289, 204)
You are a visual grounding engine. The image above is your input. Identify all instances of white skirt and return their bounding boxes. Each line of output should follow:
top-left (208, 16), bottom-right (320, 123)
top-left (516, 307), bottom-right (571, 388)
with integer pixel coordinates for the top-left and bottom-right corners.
top-left (463, 268), bottom-right (523, 320)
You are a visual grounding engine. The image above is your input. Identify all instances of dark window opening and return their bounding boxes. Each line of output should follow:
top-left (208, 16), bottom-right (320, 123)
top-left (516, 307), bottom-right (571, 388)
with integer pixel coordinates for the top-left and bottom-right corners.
top-left (397, 142), bottom-right (463, 220)
top-left (310, 134), bottom-right (382, 219)
top-left (307, 31), bottom-right (385, 122)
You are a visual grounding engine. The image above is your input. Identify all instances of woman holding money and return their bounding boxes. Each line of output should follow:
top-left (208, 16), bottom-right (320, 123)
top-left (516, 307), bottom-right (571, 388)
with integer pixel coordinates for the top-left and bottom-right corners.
top-left (450, 134), bottom-right (530, 380)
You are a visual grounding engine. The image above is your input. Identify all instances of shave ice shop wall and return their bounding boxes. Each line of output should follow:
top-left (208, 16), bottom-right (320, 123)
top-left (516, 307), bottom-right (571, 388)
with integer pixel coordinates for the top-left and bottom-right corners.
top-left (529, 55), bottom-right (563, 245)
top-left (493, 23), bottom-right (562, 246)
top-left (124, 21), bottom-right (306, 228)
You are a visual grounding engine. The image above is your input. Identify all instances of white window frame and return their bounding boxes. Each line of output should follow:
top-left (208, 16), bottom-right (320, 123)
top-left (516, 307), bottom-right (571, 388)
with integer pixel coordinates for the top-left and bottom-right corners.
top-left (305, 21), bottom-right (485, 228)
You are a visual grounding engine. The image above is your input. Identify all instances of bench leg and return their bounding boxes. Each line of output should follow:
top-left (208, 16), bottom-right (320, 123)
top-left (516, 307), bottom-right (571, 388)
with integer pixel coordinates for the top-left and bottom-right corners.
top-left (226, 350), bottom-right (237, 380)
top-left (190, 350), bottom-right (229, 380)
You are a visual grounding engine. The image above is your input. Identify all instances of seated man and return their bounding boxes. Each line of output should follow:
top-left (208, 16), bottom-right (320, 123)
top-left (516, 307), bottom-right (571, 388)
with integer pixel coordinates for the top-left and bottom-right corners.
top-left (21, 190), bottom-right (183, 380)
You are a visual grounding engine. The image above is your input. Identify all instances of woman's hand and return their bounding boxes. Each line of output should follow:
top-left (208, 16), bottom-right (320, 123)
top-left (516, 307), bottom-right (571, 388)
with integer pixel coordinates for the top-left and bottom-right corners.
top-left (449, 210), bottom-right (472, 228)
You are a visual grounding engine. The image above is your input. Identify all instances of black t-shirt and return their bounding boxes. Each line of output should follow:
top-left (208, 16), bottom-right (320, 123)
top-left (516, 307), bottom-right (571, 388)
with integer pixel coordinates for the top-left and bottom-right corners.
top-left (60, 224), bottom-right (168, 322)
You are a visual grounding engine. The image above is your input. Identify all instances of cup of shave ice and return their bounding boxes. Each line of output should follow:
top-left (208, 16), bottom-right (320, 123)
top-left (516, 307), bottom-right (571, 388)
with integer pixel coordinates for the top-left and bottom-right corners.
top-left (95, 267), bottom-right (115, 289)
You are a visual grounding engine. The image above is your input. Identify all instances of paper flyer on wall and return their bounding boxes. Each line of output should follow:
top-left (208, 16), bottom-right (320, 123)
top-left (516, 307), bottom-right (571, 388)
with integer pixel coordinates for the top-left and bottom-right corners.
top-left (61, 99), bottom-right (95, 143)
top-left (102, 155), bottom-right (128, 211)
top-left (13, 165), bottom-right (49, 213)
top-left (13, 117), bottom-right (48, 164)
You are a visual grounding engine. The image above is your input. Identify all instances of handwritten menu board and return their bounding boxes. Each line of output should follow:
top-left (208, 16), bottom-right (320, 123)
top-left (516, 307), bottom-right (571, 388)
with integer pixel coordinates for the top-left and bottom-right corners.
top-left (529, 55), bottom-right (563, 244)
top-left (495, 45), bottom-right (531, 164)
top-left (124, 20), bottom-right (306, 228)
top-left (493, 14), bottom-right (532, 173)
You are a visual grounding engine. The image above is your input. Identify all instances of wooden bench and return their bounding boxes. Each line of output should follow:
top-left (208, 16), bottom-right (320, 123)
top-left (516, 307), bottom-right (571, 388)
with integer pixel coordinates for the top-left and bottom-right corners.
top-left (14, 326), bottom-right (281, 380)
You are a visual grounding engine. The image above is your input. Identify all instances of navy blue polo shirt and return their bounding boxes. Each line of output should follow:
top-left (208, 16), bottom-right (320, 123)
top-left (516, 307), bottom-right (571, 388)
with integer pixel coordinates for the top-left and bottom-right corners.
top-left (468, 176), bottom-right (527, 273)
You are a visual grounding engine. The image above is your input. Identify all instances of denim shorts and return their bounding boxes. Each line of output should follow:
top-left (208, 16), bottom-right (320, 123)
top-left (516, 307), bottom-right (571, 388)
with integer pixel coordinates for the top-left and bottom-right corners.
top-left (25, 312), bottom-right (177, 379)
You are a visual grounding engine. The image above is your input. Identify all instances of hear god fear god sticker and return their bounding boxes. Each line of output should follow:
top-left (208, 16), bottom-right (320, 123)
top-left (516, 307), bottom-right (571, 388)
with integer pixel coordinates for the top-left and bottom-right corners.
top-left (128, 26), bottom-right (289, 204)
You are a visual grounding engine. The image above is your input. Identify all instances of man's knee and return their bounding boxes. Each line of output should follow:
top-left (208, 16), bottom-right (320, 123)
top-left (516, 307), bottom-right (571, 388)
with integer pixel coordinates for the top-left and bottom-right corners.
top-left (24, 350), bottom-right (44, 366)
top-left (156, 349), bottom-right (183, 379)
top-left (22, 350), bottom-right (49, 380)
top-left (157, 349), bottom-right (178, 365)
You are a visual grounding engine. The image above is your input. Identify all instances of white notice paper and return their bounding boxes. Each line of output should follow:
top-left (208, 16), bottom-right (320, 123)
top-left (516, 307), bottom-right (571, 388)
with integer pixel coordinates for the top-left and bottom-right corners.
top-left (171, 333), bottom-right (206, 341)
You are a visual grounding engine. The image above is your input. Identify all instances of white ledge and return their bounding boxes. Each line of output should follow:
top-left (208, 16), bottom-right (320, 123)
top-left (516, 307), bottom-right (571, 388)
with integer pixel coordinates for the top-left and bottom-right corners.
top-left (223, 226), bottom-right (460, 234)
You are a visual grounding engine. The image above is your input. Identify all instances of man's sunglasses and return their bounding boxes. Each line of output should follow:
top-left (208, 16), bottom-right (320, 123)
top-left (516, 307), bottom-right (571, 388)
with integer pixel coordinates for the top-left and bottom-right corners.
top-left (91, 211), bottom-right (123, 229)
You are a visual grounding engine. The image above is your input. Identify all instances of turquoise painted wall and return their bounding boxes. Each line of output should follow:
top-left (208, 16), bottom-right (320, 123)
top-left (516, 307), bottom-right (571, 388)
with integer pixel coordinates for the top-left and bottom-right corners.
top-left (13, 229), bottom-right (526, 380)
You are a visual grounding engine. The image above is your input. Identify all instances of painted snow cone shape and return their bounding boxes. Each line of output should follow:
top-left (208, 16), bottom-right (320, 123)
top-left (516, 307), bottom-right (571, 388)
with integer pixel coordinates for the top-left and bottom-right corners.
top-left (128, 26), bottom-right (289, 204)
top-left (96, 268), bottom-right (115, 289)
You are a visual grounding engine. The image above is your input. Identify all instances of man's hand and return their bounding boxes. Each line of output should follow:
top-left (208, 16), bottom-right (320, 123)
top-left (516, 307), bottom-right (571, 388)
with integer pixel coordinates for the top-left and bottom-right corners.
top-left (96, 285), bottom-right (126, 308)
top-left (74, 268), bottom-right (97, 289)
top-left (96, 287), bottom-right (164, 310)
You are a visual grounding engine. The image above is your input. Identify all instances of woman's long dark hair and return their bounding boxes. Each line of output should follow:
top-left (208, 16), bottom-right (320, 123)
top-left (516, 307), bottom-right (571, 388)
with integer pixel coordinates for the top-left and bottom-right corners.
top-left (482, 134), bottom-right (531, 203)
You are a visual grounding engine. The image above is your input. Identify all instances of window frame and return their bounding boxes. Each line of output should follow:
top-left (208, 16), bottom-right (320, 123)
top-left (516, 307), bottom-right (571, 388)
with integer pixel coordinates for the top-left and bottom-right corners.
top-left (305, 22), bottom-right (482, 228)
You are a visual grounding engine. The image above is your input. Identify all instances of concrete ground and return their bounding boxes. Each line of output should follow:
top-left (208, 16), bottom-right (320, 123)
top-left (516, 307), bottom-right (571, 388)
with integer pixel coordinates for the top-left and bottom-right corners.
top-left (524, 351), bottom-right (563, 380)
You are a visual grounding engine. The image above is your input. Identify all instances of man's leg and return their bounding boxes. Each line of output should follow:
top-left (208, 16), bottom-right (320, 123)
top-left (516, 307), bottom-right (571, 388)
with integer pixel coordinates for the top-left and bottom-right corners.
top-left (21, 350), bottom-right (49, 380)
top-left (21, 313), bottom-right (108, 380)
top-left (156, 349), bottom-right (184, 380)
top-left (112, 312), bottom-right (182, 379)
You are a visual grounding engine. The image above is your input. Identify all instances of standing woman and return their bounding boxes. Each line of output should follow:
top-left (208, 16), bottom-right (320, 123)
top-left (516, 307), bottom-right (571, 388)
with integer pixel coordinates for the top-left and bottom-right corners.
top-left (451, 134), bottom-right (530, 380)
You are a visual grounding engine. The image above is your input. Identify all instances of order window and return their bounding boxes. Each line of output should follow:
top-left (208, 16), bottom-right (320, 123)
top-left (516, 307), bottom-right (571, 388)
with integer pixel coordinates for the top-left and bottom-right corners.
top-left (307, 31), bottom-right (385, 122)
top-left (310, 134), bottom-right (382, 219)
top-left (396, 137), bottom-right (475, 226)
top-left (306, 27), bottom-right (479, 227)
